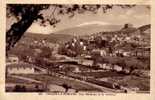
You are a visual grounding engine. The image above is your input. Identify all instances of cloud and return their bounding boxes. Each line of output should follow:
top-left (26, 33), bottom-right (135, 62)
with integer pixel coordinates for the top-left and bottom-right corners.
top-left (126, 9), bottom-right (135, 16)
top-left (134, 14), bottom-right (150, 19)
top-left (76, 21), bottom-right (110, 27)
top-left (27, 23), bottom-right (53, 34)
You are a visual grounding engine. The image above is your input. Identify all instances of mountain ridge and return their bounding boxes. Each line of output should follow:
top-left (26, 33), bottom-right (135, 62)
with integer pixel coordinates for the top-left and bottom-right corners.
top-left (52, 24), bottom-right (123, 36)
top-left (24, 24), bottom-right (150, 44)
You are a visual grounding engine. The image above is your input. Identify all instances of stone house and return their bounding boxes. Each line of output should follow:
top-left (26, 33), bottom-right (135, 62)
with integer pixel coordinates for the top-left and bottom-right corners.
top-left (7, 62), bottom-right (48, 74)
top-left (6, 55), bottom-right (19, 65)
top-left (78, 59), bottom-right (94, 66)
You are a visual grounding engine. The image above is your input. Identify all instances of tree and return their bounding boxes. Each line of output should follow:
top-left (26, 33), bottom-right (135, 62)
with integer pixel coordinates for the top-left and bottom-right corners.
top-left (6, 4), bottom-right (48, 51)
top-left (94, 36), bottom-right (103, 48)
top-left (116, 57), bottom-right (145, 74)
top-left (62, 83), bottom-right (71, 92)
top-left (125, 58), bottom-right (144, 73)
top-left (6, 4), bottom-right (136, 52)
top-left (39, 46), bottom-right (52, 58)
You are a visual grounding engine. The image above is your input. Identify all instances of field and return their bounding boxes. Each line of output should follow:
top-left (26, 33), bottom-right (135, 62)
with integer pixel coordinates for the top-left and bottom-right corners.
top-left (112, 75), bottom-right (150, 91)
top-left (17, 74), bottom-right (102, 92)
top-left (76, 71), bottom-right (127, 78)
top-left (76, 71), bottom-right (150, 91)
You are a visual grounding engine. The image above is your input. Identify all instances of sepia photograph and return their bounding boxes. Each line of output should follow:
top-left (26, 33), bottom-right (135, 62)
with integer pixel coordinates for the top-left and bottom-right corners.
top-left (5, 4), bottom-right (150, 94)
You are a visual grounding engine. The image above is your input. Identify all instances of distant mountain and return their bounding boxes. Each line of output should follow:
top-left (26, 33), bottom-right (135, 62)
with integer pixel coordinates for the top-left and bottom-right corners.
top-left (23, 32), bottom-right (74, 43)
top-left (53, 24), bottom-right (122, 36)
top-left (119, 24), bottom-right (151, 35)
top-left (138, 24), bottom-right (151, 32)
top-left (120, 23), bottom-right (137, 33)
top-left (138, 24), bottom-right (151, 37)
top-left (20, 24), bottom-right (122, 43)
top-left (138, 24), bottom-right (151, 39)
top-left (21, 24), bottom-right (150, 44)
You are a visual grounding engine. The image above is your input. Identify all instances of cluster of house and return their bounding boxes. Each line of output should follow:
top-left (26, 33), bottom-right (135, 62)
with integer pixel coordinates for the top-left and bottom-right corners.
top-left (33, 39), bottom-right (59, 50)
top-left (6, 55), bottom-right (48, 75)
top-left (63, 37), bottom-right (88, 52)
top-left (60, 25), bottom-right (150, 59)
top-left (21, 37), bottom-right (55, 48)
top-left (6, 55), bottom-right (50, 92)
top-left (52, 56), bottom-right (130, 75)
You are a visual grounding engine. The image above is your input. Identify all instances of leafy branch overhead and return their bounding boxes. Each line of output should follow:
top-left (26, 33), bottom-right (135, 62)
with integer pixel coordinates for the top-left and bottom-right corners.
top-left (6, 4), bottom-right (136, 51)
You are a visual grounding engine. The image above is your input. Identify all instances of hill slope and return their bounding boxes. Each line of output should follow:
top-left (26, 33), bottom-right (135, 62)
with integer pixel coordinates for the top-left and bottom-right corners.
top-left (23, 32), bottom-right (74, 43)
top-left (54, 24), bottom-right (122, 36)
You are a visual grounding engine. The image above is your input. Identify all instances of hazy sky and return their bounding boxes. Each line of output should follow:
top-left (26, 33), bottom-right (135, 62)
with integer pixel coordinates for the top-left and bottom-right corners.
top-left (7, 5), bottom-right (150, 34)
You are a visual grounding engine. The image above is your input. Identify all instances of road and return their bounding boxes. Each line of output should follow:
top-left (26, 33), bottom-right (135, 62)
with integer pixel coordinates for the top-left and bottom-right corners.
top-left (8, 74), bottom-right (42, 83)
top-left (53, 72), bottom-right (123, 93)
top-left (8, 73), bottom-right (123, 93)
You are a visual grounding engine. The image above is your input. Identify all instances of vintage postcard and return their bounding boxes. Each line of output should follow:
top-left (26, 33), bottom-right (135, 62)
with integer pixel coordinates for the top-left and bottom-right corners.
top-left (0, 0), bottom-right (155, 100)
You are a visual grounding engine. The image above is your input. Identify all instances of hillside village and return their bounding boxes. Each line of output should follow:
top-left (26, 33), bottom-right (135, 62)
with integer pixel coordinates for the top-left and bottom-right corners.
top-left (6, 23), bottom-right (150, 93)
